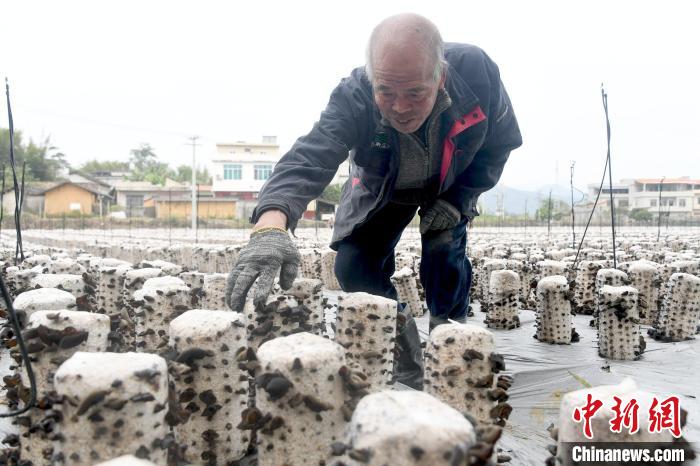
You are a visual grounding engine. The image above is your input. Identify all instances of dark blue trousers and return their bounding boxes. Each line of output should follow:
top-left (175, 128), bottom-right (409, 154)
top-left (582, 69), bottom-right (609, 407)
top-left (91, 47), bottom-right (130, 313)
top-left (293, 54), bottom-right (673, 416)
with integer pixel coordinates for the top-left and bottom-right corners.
top-left (334, 202), bottom-right (472, 320)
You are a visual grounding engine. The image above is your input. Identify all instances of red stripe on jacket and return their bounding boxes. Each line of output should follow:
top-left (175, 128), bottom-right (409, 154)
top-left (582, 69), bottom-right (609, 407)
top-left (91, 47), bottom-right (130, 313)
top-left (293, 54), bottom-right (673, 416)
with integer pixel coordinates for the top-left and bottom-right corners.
top-left (440, 105), bottom-right (486, 185)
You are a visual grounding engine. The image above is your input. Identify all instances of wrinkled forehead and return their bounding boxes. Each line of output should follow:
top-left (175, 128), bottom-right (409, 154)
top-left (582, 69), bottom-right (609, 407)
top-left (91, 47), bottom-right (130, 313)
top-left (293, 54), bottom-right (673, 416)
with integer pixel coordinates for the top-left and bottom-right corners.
top-left (371, 41), bottom-right (436, 86)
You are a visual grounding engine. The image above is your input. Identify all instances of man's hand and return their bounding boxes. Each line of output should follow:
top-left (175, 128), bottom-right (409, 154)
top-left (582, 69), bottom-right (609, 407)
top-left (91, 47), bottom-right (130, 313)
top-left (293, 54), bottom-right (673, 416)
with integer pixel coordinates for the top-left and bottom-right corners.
top-left (226, 212), bottom-right (299, 312)
top-left (419, 199), bottom-right (461, 235)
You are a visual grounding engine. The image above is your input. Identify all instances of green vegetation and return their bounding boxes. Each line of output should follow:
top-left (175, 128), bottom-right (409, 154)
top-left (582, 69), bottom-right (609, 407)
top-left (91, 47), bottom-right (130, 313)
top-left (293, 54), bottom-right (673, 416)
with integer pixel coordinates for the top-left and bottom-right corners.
top-left (535, 198), bottom-right (570, 222)
top-left (320, 183), bottom-right (343, 204)
top-left (128, 143), bottom-right (211, 185)
top-left (80, 159), bottom-right (130, 172)
top-left (628, 207), bottom-right (653, 223)
top-left (173, 164), bottom-right (212, 185)
top-left (1, 128), bottom-right (213, 188)
top-left (0, 128), bottom-right (68, 183)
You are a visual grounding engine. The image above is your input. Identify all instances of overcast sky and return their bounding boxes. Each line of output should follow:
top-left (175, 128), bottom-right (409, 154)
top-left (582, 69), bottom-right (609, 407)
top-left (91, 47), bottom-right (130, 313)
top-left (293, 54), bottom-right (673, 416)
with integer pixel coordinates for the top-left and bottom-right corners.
top-left (1, 0), bottom-right (698, 191)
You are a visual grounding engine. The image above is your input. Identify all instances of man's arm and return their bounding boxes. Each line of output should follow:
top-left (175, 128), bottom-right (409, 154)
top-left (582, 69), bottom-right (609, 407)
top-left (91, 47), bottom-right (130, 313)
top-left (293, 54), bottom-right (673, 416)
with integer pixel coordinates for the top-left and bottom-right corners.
top-left (253, 209), bottom-right (288, 230)
top-left (226, 69), bottom-right (371, 312)
top-left (250, 68), bottom-right (372, 231)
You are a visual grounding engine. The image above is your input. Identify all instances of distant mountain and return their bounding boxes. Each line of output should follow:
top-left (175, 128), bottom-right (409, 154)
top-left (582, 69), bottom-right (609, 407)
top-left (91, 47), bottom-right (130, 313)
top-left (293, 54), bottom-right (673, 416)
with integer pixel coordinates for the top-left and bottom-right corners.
top-left (479, 184), bottom-right (582, 216)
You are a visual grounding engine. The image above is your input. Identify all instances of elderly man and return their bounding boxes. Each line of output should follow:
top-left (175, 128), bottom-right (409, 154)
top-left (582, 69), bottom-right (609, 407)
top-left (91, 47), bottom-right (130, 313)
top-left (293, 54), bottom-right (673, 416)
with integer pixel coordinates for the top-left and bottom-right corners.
top-left (226, 13), bottom-right (522, 389)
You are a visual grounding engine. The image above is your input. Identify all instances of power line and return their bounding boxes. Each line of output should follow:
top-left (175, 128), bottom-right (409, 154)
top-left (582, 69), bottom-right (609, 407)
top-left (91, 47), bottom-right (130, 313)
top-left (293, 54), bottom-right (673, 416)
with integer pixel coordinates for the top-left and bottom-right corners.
top-left (14, 104), bottom-right (197, 139)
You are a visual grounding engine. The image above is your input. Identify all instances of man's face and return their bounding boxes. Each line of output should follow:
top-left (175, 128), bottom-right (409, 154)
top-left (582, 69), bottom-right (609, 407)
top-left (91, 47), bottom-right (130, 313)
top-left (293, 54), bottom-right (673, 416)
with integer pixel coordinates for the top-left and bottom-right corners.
top-left (372, 44), bottom-right (445, 134)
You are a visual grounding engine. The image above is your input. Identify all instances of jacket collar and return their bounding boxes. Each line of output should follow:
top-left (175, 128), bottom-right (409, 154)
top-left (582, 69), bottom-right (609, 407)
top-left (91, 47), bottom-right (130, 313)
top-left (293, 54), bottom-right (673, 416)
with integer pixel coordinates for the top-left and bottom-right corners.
top-left (442, 63), bottom-right (480, 125)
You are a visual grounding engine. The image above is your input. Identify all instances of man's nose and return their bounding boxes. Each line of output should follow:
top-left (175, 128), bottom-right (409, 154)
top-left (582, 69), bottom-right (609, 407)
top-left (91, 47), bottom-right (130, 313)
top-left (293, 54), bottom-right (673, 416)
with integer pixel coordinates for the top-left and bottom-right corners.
top-left (392, 96), bottom-right (412, 114)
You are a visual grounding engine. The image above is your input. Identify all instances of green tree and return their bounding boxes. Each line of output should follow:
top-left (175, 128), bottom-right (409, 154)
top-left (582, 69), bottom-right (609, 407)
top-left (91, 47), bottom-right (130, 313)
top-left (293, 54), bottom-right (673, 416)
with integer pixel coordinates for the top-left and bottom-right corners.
top-left (628, 208), bottom-right (653, 223)
top-left (129, 143), bottom-right (158, 173)
top-left (80, 159), bottom-right (130, 173)
top-left (320, 184), bottom-right (343, 204)
top-left (128, 143), bottom-right (175, 185)
top-left (535, 197), bottom-right (570, 222)
top-left (1, 128), bottom-right (67, 183)
top-left (174, 165), bottom-right (213, 185)
top-left (141, 162), bottom-right (173, 185)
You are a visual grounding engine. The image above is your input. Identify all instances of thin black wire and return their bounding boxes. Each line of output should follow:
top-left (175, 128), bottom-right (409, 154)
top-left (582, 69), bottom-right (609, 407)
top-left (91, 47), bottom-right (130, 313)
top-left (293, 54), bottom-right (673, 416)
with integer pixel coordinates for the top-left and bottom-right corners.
top-left (0, 272), bottom-right (37, 417)
top-left (570, 88), bottom-right (615, 272)
top-left (19, 162), bottom-right (26, 216)
top-left (602, 87), bottom-right (617, 269)
top-left (5, 79), bottom-right (24, 264)
top-left (1, 79), bottom-right (37, 417)
top-left (570, 162), bottom-right (576, 249)
top-left (572, 185), bottom-right (587, 202)
top-left (16, 161), bottom-right (26, 263)
top-left (0, 165), bottom-right (5, 237)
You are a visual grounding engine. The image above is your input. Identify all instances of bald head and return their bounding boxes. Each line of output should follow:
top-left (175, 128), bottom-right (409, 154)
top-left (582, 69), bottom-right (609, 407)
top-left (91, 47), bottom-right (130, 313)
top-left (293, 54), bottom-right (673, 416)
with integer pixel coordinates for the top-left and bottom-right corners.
top-left (366, 13), bottom-right (444, 83)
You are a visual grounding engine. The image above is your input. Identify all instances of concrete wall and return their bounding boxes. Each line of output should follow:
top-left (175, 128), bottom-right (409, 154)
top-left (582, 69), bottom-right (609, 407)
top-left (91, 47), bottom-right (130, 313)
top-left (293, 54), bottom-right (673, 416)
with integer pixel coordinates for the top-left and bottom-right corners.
top-left (2, 193), bottom-right (44, 215)
top-left (153, 200), bottom-right (236, 219)
top-left (44, 184), bottom-right (96, 216)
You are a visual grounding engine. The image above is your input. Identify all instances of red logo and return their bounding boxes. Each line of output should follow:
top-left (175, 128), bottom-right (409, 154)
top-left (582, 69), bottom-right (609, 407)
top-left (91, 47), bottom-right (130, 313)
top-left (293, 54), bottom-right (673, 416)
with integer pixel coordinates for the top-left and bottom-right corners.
top-left (572, 394), bottom-right (682, 439)
top-left (648, 396), bottom-right (681, 438)
top-left (610, 396), bottom-right (640, 434)
top-left (572, 394), bottom-right (603, 439)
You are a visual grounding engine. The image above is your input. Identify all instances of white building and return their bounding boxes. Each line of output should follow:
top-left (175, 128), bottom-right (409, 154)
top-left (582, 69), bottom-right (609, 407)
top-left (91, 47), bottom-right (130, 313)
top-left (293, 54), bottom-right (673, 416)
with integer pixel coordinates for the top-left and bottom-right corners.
top-left (211, 136), bottom-right (351, 201)
top-left (211, 136), bottom-right (281, 200)
top-left (586, 177), bottom-right (700, 219)
top-left (628, 178), bottom-right (700, 218)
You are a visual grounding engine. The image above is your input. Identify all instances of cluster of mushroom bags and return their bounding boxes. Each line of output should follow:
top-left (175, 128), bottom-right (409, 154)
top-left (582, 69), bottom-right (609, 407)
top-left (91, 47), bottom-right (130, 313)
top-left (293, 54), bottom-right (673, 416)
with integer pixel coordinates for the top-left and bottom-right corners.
top-left (424, 324), bottom-right (512, 429)
top-left (178, 270), bottom-right (207, 308)
top-left (13, 310), bottom-right (110, 465)
top-left (243, 280), bottom-right (326, 352)
top-left (96, 264), bottom-right (133, 315)
top-left (298, 248), bottom-right (323, 281)
top-left (132, 276), bottom-right (191, 353)
top-left (52, 352), bottom-right (171, 465)
top-left (626, 261), bottom-right (660, 325)
top-left (648, 273), bottom-right (700, 342)
top-left (535, 276), bottom-right (576, 344)
top-left (201, 273), bottom-right (229, 310)
top-left (572, 260), bottom-right (604, 315)
top-left (597, 285), bottom-right (645, 360)
top-left (590, 268), bottom-right (629, 328)
top-left (320, 249), bottom-right (342, 290)
top-left (167, 309), bottom-right (249, 464)
top-left (484, 270), bottom-right (521, 330)
top-left (391, 267), bottom-right (425, 318)
top-left (476, 259), bottom-right (506, 313)
top-left (335, 292), bottom-right (397, 391)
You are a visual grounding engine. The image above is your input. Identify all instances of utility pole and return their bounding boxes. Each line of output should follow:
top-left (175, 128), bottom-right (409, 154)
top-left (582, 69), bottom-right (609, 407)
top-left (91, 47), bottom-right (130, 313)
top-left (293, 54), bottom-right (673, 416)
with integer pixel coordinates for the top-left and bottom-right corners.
top-left (657, 176), bottom-right (665, 242)
top-left (547, 189), bottom-right (553, 239)
top-left (187, 136), bottom-right (201, 234)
